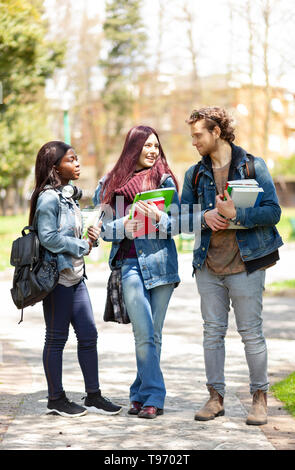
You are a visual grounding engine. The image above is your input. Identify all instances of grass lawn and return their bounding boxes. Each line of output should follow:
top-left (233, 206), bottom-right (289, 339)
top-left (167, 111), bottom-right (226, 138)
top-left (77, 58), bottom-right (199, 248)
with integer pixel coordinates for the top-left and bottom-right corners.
top-left (277, 207), bottom-right (295, 242)
top-left (271, 372), bottom-right (295, 418)
top-left (0, 205), bottom-right (295, 272)
top-left (267, 279), bottom-right (295, 292)
top-left (0, 213), bottom-right (28, 271)
top-left (0, 212), bottom-right (112, 272)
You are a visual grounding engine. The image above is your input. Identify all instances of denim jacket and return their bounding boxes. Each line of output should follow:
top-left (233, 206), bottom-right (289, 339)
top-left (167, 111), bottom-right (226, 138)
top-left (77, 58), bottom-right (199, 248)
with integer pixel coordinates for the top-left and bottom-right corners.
top-left (93, 175), bottom-right (181, 289)
top-left (34, 188), bottom-right (89, 273)
top-left (181, 143), bottom-right (283, 271)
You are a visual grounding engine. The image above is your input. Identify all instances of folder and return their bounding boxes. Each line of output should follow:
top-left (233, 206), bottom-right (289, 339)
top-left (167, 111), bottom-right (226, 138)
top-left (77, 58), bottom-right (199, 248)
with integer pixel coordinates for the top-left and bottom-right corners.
top-left (129, 188), bottom-right (175, 237)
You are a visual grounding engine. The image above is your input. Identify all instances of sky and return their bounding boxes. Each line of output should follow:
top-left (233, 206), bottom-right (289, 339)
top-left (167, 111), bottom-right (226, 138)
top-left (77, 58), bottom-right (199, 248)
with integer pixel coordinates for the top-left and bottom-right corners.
top-left (44, 0), bottom-right (295, 92)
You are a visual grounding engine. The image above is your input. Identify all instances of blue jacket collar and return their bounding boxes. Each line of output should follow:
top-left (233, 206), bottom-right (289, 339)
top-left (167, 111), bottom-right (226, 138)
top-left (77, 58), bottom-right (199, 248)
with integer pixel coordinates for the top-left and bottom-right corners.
top-left (199, 143), bottom-right (249, 178)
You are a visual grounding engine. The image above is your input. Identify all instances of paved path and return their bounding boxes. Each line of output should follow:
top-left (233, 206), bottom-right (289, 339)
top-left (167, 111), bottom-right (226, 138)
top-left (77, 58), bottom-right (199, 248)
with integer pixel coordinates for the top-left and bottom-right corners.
top-left (0, 245), bottom-right (295, 451)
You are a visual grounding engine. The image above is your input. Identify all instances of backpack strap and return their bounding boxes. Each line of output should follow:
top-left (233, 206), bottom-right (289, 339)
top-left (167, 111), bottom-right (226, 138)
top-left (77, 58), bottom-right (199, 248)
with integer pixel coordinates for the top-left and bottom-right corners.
top-left (192, 154), bottom-right (255, 199)
top-left (244, 154), bottom-right (255, 179)
top-left (191, 161), bottom-right (202, 199)
top-left (21, 226), bottom-right (36, 237)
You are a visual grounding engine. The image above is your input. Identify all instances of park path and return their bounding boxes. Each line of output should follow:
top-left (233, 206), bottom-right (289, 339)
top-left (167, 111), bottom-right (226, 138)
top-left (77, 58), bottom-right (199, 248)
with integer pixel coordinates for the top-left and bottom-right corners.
top-left (0, 246), bottom-right (295, 451)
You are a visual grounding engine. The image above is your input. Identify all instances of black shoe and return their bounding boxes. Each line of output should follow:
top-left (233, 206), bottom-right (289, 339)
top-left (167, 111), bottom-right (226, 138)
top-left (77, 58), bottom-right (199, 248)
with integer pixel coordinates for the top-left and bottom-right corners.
top-left (83, 391), bottom-right (122, 415)
top-left (46, 393), bottom-right (87, 418)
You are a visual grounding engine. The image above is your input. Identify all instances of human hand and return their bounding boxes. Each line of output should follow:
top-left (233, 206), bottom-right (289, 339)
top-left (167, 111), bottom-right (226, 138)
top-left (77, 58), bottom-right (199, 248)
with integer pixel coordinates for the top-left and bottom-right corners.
top-left (204, 208), bottom-right (229, 231)
top-left (87, 220), bottom-right (102, 243)
top-left (135, 200), bottom-right (162, 222)
top-left (87, 240), bottom-right (93, 254)
top-left (124, 215), bottom-right (144, 237)
top-left (216, 190), bottom-right (236, 220)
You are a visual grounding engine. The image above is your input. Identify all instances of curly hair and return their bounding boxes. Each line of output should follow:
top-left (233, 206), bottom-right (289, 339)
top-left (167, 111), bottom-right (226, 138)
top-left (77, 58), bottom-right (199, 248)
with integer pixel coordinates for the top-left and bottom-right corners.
top-left (186, 106), bottom-right (235, 143)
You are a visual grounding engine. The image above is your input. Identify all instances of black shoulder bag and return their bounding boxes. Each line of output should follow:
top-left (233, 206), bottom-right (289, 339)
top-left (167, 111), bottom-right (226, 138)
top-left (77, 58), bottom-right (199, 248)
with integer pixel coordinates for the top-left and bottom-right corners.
top-left (10, 226), bottom-right (59, 323)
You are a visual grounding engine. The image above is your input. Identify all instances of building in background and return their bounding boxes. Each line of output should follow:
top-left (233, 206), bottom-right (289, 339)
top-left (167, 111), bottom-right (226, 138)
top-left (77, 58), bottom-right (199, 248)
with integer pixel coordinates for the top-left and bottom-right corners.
top-left (45, 72), bottom-right (295, 205)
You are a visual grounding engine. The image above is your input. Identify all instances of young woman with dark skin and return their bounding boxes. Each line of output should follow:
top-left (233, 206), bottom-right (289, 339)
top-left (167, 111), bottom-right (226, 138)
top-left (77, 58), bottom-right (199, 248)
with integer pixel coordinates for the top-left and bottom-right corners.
top-left (30, 141), bottom-right (122, 417)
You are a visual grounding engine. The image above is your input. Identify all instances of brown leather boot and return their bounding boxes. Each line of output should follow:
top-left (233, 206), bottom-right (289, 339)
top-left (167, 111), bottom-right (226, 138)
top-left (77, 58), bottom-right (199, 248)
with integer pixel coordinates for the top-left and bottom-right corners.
top-left (246, 390), bottom-right (267, 425)
top-left (194, 386), bottom-right (224, 421)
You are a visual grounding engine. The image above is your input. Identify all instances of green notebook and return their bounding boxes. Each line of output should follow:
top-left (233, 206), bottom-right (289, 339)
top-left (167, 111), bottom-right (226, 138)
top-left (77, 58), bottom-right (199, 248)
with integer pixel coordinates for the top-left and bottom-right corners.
top-left (129, 188), bottom-right (175, 219)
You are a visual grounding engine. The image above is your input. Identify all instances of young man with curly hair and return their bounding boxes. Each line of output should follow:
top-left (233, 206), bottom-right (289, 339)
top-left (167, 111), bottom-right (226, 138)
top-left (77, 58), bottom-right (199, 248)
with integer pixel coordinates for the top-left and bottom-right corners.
top-left (181, 106), bottom-right (283, 425)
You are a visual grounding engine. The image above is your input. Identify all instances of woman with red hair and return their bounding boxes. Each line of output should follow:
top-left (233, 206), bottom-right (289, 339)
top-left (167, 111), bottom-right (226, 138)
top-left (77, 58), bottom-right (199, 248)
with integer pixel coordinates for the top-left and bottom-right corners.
top-left (93, 126), bottom-right (180, 419)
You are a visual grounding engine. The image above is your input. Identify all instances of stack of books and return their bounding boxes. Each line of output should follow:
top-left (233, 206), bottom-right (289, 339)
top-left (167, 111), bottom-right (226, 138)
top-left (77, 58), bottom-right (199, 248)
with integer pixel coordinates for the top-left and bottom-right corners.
top-left (225, 179), bottom-right (264, 208)
top-left (225, 179), bottom-right (264, 228)
top-left (130, 188), bottom-right (175, 237)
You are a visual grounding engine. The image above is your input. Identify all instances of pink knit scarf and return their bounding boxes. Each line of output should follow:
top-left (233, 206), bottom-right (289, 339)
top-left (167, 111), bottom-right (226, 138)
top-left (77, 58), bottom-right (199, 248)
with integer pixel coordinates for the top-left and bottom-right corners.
top-left (114, 169), bottom-right (151, 204)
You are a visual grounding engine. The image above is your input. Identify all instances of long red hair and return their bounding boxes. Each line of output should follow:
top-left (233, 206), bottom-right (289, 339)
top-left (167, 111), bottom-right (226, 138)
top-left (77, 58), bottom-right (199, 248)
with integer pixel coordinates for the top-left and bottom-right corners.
top-left (101, 125), bottom-right (178, 206)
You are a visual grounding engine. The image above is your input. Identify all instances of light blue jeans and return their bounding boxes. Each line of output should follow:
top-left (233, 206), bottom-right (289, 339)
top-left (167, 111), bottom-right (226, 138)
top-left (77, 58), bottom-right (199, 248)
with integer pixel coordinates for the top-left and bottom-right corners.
top-left (121, 258), bottom-right (174, 409)
top-left (196, 265), bottom-right (268, 397)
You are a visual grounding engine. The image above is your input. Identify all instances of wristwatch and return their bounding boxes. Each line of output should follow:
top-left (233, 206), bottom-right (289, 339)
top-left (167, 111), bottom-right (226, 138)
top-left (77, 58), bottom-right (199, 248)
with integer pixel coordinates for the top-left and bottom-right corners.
top-left (229, 215), bottom-right (241, 226)
top-left (201, 210), bottom-right (210, 229)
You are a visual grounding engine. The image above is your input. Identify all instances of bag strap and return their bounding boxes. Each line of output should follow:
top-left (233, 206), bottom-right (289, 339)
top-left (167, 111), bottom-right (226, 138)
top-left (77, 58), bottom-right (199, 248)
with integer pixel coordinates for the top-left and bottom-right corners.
top-left (191, 161), bottom-right (202, 200)
top-left (244, 153), bottom-right (255, 179)
top-left (21, 226), bottom-right (36, 237)
top-left (192, 154), bottom-right (256, 199)
top-left (18, 308), bottom-right (24, 325)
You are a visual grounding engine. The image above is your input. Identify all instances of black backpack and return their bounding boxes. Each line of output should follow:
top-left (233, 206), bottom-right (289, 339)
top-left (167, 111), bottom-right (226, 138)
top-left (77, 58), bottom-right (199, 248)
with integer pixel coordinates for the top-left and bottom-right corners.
top-left (10, 226), bottom-right (59, 323)
top-left (192, 154), bottom-right (255, 199)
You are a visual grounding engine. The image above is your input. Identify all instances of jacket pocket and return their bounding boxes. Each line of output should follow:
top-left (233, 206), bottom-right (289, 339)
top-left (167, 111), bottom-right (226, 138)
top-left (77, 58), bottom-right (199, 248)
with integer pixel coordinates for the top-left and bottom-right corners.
top-left (254, 226), bottom-right (274, 247)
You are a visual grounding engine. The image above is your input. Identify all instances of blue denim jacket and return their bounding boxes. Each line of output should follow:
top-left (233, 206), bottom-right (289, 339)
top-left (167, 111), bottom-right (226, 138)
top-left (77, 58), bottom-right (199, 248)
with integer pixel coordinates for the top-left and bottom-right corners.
top-left (34, 188), bottom-right (89, 273)
top-left (181, 144), bottom-right (283, 271)
top-left (93, 175), bottom-right (181, 289)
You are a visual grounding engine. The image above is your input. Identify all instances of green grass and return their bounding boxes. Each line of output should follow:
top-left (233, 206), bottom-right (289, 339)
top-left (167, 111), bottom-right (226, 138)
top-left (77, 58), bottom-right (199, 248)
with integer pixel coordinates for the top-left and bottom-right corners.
top-left (271, 372), bottom-right (295, 418)
top-left (0, 213), bottom-right (28, 271)
top-left (0, 205), bottom-right (295, 272)
top-left (267, 279), bottom-right (295, 292)
top-left (84, 239), bottom-right (111, 265)
top-left (0, 212), bottom-right (111, 272)
top-left (277, 207), bottom-right (295, 242)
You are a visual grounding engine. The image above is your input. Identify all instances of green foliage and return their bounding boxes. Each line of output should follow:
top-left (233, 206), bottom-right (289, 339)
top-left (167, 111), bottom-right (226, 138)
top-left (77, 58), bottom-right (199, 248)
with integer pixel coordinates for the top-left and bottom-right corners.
top-left (102, 0), bottom-right (147, 73)
top-left (0, 0), bottom-right (64, 191)
top-left (0, 102), bottom-right (53, 189)
top-left (0, 0), bottom-right (64, 107)
top-left (273, 153), bottom-right (295, 178)
top-left (101, 0), bottom-right (147, 134)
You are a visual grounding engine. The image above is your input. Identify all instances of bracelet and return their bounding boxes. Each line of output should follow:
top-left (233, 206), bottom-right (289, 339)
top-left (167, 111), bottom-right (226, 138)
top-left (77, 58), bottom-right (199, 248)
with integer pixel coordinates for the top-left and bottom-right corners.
top-left (229, 211), bottom-right (238, 224)
top-left (202, 210), bottom-right (210, 229)
top-left (92, 239), bottom-right (100, 248)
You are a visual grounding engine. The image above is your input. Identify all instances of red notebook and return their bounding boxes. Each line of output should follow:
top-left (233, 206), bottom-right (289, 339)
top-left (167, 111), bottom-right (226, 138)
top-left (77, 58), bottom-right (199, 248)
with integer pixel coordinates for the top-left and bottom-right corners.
top-left (132, 197), bottom-right (165, 237)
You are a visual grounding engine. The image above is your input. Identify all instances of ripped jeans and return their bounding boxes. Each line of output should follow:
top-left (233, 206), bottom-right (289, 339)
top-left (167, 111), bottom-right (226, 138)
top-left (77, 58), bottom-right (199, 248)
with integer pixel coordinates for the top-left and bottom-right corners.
top-left (121, 258), bottom-right (174, 409)
top-left (196, 265), bottom-right (268, 397)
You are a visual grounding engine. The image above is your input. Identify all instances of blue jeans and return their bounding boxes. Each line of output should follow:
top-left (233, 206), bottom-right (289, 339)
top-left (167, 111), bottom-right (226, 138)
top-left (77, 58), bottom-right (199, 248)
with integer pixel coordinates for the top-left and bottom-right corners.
top-left (196, 266), bottom-right (268, 397)
top-left (42, 280), bottom-right (99, 400)
top-left (121, 259), bottom-right (174, 408)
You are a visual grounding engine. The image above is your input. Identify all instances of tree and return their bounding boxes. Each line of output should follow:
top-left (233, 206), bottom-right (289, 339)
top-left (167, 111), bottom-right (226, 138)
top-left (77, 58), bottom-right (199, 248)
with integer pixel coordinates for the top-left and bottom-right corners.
top-left (0, 0), bottom-right (64, 213)
top-left (225, 0), bottom-right (294, 160)
top-left (181, 0), bottom-right (202, 103)
top-left (100, 0), bottom-right (147, 154)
